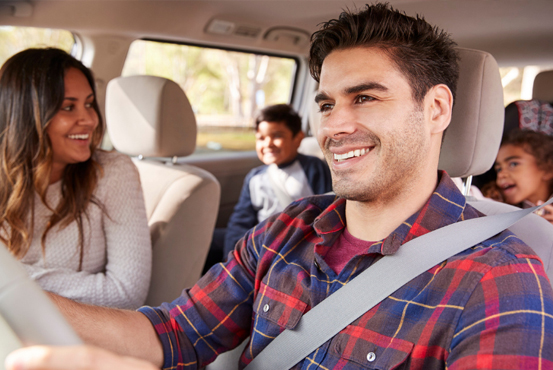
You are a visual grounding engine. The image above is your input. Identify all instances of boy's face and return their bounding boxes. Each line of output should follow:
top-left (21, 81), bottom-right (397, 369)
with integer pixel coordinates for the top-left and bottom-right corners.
top-left (495, 144), bottom-right (552, 205)
top-left (255, 121), bottom-right (304, 166)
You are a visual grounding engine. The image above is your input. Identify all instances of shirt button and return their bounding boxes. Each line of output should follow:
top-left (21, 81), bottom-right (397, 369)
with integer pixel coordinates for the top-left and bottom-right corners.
top-left (314, 260), bottom-right (320, 269)
top-left (367, 352), bottom-right (376, 362)
top-left (263, 304), bottom-right (270, 312)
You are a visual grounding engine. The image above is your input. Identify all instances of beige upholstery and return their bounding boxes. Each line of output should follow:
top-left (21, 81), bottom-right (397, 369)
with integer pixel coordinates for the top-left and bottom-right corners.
top-left (533, 70), bottom-right (553, 102)
top-left (444, 49), bottom-right (553, 280)
top-left (438, 48), bottom-right (505, 178)
top-left (106, 75), bottom-right (220, 306)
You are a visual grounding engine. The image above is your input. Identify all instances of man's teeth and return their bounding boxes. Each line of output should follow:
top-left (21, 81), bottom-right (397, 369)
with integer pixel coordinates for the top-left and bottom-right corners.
top-left (68, 134), bottom-right (89, 140)
top-left (334, 148), bottom-right (369, 161)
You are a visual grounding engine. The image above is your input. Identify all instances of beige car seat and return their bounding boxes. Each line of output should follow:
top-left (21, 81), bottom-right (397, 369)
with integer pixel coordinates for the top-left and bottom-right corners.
top-left (106, 76), bottom-right (221, 306)
top-left (533, 70), bottom-right (553, 102)
top-left (297, 94), bottom-right (325, 160)
top-left (439, 48), bottom-right (553, 280)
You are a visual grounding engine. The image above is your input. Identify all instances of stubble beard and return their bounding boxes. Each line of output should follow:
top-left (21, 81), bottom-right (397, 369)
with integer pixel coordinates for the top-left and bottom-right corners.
top-left (328, 109), bottom-right (427, 203)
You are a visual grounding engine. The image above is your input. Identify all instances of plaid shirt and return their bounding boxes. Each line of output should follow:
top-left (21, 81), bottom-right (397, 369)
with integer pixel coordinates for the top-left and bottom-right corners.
top-left (140, 172), bottom-right (553, 369)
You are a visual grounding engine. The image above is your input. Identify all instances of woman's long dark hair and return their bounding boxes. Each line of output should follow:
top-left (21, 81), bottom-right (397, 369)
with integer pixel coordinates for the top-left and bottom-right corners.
top-left (0, 48), bottom-right (105, 268)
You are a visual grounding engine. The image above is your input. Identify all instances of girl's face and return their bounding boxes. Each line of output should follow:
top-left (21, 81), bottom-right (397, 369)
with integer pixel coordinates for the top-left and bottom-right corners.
top-left (46, 67), bottom-right (99, 183)
top-left (495, 144), bottom-right (553, 206)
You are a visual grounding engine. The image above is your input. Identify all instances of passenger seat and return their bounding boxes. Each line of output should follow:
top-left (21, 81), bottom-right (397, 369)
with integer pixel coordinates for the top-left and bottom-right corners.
top-left (106, 75), bottom-right (221, 306)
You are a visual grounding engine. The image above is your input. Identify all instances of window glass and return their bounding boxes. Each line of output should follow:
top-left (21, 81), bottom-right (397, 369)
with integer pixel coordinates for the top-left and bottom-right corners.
top-left (0, 26), bottom-right (75, 67)
top-left (501, 65), bottom-right (553, 106)
top-left (122, 39), bottom-right (297, 155)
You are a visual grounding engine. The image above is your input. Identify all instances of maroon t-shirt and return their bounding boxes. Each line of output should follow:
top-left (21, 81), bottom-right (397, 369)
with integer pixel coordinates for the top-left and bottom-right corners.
top-left (324, 227), bottom-right (375, 274)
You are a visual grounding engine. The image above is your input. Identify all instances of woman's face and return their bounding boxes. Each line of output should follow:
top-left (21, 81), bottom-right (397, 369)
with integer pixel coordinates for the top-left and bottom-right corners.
top-left (495, 144), bottom-right (552, 206)
top-left (47, 67), bottom-right (99, 182)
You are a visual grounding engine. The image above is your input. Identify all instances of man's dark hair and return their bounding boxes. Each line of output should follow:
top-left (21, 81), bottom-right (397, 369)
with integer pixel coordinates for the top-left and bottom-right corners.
top-left (255, 104), bottom-right (302, 136)
top-left (309, 3), bottom-right (459, 103)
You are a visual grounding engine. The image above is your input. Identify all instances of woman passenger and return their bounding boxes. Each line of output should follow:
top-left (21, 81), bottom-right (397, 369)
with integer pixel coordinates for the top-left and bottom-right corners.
top-left (0, 48), bottom-right (152, 309)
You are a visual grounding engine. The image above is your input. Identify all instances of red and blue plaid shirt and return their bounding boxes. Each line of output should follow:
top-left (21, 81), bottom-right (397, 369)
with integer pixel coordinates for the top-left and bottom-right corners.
top-left (140, 172), bottom-right (553, 369)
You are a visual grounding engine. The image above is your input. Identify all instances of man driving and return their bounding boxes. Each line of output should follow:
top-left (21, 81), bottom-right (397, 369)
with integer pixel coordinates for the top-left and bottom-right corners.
top-left (6, 3), bottom-right (553, 370)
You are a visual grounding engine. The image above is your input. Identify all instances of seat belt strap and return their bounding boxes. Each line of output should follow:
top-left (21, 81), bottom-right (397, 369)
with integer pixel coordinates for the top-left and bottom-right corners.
top-left (244, 198), bottom-right (553, 370)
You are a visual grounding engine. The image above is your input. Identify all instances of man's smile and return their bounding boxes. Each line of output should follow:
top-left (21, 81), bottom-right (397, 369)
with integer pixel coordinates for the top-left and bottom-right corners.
top-left (333, 147), bottom-right (371, 162)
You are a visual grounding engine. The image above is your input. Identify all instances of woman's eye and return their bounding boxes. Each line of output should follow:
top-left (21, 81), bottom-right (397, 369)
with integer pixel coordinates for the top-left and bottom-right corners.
top-left (85, 102), bottom-right (94, 108)
top-left (508, 161), bottom-right (519, 168)
top-left (61, 105), bottom-right (73, 112)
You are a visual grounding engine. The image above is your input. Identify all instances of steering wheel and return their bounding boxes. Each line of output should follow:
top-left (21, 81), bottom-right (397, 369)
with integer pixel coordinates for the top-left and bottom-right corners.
top-left (0, 243), bottom-right (82, 365)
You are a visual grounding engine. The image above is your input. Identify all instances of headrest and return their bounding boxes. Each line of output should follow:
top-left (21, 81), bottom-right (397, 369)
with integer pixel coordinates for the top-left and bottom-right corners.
top-left (533, 70), bottom-right (553, 102)
top-left (106, 75), bottom-right (197, 158)
top-left (438, 48), bottom-right (504, 178)
top-left (309, 48), bottom-right (504, 178)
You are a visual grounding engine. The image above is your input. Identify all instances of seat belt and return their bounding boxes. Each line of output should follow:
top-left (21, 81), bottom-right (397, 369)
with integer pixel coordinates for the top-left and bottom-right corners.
top-left (244, 198), bottom-right (553, 370)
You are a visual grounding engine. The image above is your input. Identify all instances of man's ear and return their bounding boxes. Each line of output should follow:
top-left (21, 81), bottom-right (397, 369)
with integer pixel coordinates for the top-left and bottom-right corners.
top-left (425, 84), bottom-right (453, 135)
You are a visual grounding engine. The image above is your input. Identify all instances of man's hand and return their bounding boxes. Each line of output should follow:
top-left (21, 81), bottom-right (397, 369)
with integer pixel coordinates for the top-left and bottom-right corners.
top-left (5, 345), bottom-right (157, 370)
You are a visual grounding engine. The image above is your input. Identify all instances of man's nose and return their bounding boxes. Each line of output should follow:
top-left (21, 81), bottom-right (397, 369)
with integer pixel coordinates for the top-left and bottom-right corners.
top-left (319, 104), bottom-right (356, 140)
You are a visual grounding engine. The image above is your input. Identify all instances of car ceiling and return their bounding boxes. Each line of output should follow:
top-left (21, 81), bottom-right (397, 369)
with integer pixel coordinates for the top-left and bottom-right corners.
top-left (1, 0), bottom-right (552, 66)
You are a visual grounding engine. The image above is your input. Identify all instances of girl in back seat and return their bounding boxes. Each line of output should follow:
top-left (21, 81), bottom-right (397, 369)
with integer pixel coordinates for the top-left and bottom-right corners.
top-left (0, 48), bottom-right (152, 309)
top-left (482, 129), bottom-right (553, 224)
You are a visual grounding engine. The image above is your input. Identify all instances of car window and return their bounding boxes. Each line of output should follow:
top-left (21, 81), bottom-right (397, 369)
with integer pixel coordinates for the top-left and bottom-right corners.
top-left (501, 65), bottom-right (553, 106)
top-left (0, 26), bottom-right (75, 67)
top-left (122, 39), bottom-right (298, 155)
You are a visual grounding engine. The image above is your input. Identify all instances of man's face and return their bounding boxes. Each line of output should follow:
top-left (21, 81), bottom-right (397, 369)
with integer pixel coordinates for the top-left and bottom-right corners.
top-left (315, 47), bottom-right (432, 203)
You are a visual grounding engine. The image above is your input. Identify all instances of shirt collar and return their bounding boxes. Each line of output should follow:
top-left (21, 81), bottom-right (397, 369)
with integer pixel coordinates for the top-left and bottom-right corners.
top-left (313, 171), bottom-right (467, 256)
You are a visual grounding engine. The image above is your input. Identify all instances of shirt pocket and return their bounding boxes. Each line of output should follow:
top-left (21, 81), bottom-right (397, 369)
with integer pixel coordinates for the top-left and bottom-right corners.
top-left (253, 283), bottom-right (308, 331)
top-left (332, 325), bottom-right (414, 370)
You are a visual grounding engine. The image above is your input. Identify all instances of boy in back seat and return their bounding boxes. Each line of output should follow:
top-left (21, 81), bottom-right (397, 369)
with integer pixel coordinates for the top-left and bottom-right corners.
top-left (224, 104), bottom-right (332, 255)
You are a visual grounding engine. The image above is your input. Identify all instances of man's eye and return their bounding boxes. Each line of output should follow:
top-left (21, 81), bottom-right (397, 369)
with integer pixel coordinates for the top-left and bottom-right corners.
top-left (318, 103), bottom-right (333, 113)
top-left (355, 95), bottom-right (375, 104)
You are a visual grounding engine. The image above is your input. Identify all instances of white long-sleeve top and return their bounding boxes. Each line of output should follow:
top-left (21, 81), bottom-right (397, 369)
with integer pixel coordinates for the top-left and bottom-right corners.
top-left (20, 150), bottom-right (152, 309)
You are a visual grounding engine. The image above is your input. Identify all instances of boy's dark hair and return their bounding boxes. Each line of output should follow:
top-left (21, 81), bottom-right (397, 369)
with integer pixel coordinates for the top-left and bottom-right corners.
top-left (502, 129), bottom-right (553, 175)
top-left (255, 104), bottom-right (302, 136)
top-left (309, 3), bottom-right (459, 104)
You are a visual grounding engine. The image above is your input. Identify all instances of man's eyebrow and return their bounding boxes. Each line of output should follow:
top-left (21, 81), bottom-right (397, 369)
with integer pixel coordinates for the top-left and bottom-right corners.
top-left (344, 82), bottom-right (388, 95)
top-left (314, 82), bottom-right (389, 104)
top-left (314, 92), bottom-right (330, 104)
